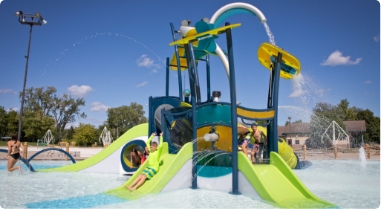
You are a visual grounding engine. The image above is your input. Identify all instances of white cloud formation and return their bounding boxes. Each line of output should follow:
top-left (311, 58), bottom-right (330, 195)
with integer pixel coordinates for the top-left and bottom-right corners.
top-left (0, 89), bottom-right (17, 94)
top-left (7, 107), bottom-right (18, 112)
top-left (374, 35), bottom-right (380, 42)
top-left (65, 122), bottom-right (80, 129)
top-left (90, 102), bottom-right (110, 111)
top-left (136, 81), bottom-right (148, 88)
top-left (364, 80), bottom-right (371, 84)
top-left (321, 50), bottom-right (362, 66)
top-left (151, 69), bottom-right (158, 74)
top-left (136, 54), bottom-right (160, 68)
top-left (289, 89), bottom-right (308, 98)
top-left (289, 74), bottom-right (308, 98)
top-left (67, 85), bottom-right (93, 97)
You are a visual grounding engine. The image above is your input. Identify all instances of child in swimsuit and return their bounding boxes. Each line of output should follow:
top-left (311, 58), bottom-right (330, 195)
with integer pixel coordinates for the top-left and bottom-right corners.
top-left (7, 134), bottom-right (24, 172)
top-left (125, 132), bottom-right (163, 191)
top-left (130, 148), bottom-right (142, 168)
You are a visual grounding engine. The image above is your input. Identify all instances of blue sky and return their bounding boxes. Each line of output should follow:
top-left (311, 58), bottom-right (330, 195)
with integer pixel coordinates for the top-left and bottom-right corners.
top-left (0, 0), bottom-right (379, 128)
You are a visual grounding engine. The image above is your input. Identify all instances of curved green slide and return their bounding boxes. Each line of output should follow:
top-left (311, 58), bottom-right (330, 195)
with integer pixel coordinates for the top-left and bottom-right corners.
top-left (39, 123), bottom-right (149, 172)
top-left (238, 151), bottom-right (336, 208)
top-left (105, 142), bottom-right (193, 200)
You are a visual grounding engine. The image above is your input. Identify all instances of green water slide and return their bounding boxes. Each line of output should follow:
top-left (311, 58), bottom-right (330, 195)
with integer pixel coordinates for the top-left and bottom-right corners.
top-left (105, 142), bottom-right (193, 200)
top-left (238, 151), bottom-right (336, 208)
top-left (39, 123), bottom-right (149, 172)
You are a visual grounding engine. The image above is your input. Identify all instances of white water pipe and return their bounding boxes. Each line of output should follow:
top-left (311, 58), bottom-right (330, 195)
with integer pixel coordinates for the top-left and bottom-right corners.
top-left (210, 2), bottom-right (267, 77)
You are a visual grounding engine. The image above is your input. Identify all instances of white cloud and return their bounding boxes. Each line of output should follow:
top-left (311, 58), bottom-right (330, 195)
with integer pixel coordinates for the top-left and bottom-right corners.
top-left (65, 122), bottom-right (80, 129)
top-left (321, 50), bottom-right (362, 66)
top-left (136, 81), bottom-right (148, 88)
top-left (0, 89), bottom-right (17, 94)
top-left (364, 80), bottom-right (371, 84)
top-left (67, 85), bottom-right (93, 97)
top-left (151, 69), bottom-right (158, 74)
top-left (289, 74), bottom-right (308, 98)
top-left (374, 35), bottom-right (380, 42)
top-left (289, 89), bottom-right (308, 98)
top-left (136, 54), bottom-right (160, 68)
top-left (7, 107), bottom-right (18, 112)
top-left (90, 102), bottom-right (110, 112)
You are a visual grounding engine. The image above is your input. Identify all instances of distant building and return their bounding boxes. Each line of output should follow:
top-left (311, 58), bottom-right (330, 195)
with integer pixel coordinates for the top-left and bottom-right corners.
top-left (343, 120), bottom-right (366, 146)
top-left (278, 123), bottom-right (310, 150)
top-left (277, 120), bottom-right (366, 149)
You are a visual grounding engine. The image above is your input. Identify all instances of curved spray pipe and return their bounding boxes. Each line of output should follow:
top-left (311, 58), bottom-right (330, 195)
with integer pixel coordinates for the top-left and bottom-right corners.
top-left (209, 2), bottom-right (267, 78)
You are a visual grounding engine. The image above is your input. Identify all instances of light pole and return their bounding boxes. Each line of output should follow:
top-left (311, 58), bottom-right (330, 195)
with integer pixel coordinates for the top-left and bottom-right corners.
top-left (15, 11), bottom-right (47, 141)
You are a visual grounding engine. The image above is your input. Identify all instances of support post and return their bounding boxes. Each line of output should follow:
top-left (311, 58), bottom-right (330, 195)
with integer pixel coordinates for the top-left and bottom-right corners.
top-left (184, 42), bottom-right (198, 189)
top-left (170, 23), bottom-right (183, 102)
top-left (165, 57), bottom-right (170, 97)
top-left (271, 52), bottom-right (282, 154)
top-left (366, 144), bottom-right (370, 159)
top-left (206, 55), bottom-right (211, 101)
top-left (23, 142), bottom-right (28, 159)
top-left (66, 143), bottom-right (69, 161)
top-left (303, 144), bottom-right (307, 160)
top-left (226, 22), bottom-right (239, 195)
top-left (334, 145), bottom-right (338, 159)
top-left (18, 24), bottom-right (34, 141)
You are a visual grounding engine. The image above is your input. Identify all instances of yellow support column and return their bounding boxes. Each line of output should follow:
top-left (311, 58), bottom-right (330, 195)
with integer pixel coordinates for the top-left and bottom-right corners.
top-left (23, 142), bottom-right (28, 159)
top-left (65, 143), bottom-right (69, 161)
top-left (366, 144), bottom-right (370, 159)
top-left (334, 145), bottom-right (338, 159)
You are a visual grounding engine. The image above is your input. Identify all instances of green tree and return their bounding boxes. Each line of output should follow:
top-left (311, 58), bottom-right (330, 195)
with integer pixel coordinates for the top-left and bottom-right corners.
top-left (51, 94), bottom-right (87, 141)
top-left (6, 110), bottom-right (19, 136)
top-left (22, 86), bottom-right (56, 117)
top-left (72, 124), bottom-right (97, 146)
top-left (107, 102), bottom-right (147, 138)
top-left (0, 106), bottom-right (8, 137)
top-left (65, 126), bottom-right (75, 140)
top-left (309, 102), bottom-right (344, 148)
top-left (22, 110), bottom-right (55, 142)
top-left (20, 86), bottom-right (87, 141)
top-left (336, 99), bottom-right (357, 121)
top-left (356, 109), bottom-right (380, 143)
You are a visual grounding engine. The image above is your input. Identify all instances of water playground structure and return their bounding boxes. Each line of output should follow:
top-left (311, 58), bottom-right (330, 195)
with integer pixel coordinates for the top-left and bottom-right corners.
top-left (5, 3), bottom-right (336, 208)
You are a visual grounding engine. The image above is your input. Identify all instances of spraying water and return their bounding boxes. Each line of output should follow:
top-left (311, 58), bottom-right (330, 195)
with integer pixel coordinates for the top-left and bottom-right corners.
top-left (359, 147), bottom-right (367, 167)
top-left (263, 22), bottom-right (276, 46)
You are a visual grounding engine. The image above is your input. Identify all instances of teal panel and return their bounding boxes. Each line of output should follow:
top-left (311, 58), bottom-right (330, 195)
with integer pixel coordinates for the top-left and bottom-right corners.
top-left (197, 165), bottom-right (232, 178)
top-left (196, 104), bottom-right (231, 126)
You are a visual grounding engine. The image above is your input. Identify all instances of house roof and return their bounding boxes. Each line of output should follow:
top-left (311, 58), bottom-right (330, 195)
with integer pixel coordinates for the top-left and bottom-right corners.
top-left (343, 120), bottom-right (366, 133)
top-left (278, 123), bottom-right (311, 135)
top-left (276, 120), bottom-right (366, 136)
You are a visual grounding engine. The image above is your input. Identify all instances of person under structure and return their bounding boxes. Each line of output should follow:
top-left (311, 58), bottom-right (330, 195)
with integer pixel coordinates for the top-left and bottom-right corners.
top-left (125, 132), bottom-right (163, 191)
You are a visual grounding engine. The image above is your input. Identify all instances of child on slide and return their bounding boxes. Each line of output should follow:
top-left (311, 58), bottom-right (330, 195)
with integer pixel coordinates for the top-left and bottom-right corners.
top-left (125, 132), bottom-right (163, 191)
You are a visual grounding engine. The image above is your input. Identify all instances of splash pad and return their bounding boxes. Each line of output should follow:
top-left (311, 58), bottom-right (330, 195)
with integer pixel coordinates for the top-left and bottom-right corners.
top-left (5, 2), bottom-right (344, 208)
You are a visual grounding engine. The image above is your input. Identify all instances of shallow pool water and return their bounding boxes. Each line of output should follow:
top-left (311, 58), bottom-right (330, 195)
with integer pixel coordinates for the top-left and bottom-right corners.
top-left (0, 159), bottom-right (379, 208)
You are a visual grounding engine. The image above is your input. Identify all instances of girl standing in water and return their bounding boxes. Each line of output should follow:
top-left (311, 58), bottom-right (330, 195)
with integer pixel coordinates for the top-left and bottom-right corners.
top-left (7, 134), bottom-right (24, 172)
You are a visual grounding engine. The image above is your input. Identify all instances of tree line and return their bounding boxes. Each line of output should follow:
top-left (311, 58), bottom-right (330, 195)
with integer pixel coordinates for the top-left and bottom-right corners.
top-left (288, 99), bottom-right (379, 146)
top-left (1, 87), bottom-right (379, 146)
top-left (0, 86), bottom-right (146, 146)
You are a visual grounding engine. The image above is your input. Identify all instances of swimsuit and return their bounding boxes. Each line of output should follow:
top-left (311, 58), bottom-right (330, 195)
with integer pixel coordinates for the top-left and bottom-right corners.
top-left (142, 166), bottom-right (157, 180)
top-left (10, 141), bottom-right (21, 160)
top-left (10, 153), bottom-right (20, 160)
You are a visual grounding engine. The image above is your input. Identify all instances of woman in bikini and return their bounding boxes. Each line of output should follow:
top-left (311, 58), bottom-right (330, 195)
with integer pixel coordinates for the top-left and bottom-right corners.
top-left (7, 134), bottom-right (24, 172)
